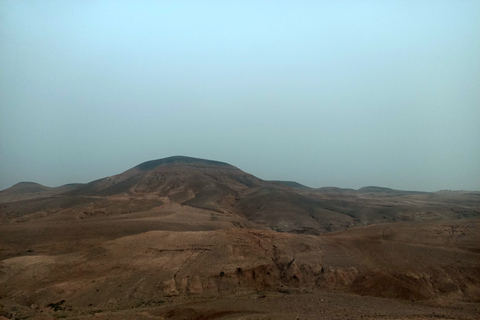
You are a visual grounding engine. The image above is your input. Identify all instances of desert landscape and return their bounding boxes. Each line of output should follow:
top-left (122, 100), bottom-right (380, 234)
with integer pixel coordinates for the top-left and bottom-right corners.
top-left (0, 156), bottom-right (479, 319)
top-left (2, 0), bottom-right (479, 318)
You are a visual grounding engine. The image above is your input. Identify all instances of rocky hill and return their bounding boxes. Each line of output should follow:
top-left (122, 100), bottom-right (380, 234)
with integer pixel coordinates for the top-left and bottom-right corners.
top-left (1, 156), bottom-right (479, 319)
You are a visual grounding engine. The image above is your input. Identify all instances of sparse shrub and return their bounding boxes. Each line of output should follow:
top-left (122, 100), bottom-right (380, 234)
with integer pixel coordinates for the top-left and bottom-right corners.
top-left (47, 300), bottom-right (65, 311)
top-left (278, 288), bottom-right (291, 294)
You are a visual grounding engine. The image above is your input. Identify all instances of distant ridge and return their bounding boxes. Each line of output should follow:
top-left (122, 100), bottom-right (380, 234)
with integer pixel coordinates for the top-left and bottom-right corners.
top-left (0, 181), bottom-right (86, 202)
top-left (358, 186), bottom-right (396, 193)
top-left (269, 180), bottom-right (312, 190)
top-left (358, 186), bottom-right (428, 195)
top-left (316, 187), bottom-right (356, 194)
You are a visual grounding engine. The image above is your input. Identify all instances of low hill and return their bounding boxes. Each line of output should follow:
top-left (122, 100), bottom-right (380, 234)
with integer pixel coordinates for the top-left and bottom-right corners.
top-left (3, 181), bottom-right (50, 193)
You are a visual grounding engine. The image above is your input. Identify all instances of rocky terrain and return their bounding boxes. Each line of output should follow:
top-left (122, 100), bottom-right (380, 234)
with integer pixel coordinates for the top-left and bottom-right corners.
top-left (1, 156), bottom-right (479, 319)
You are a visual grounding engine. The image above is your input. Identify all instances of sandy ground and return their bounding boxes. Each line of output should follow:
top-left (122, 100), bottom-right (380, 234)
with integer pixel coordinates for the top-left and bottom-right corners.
top-left (3, 291), bottom-right (479, 320)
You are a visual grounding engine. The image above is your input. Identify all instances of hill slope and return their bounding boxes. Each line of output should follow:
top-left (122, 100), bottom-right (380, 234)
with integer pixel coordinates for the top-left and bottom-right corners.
top-left (1, 220), bottom-right (479, 318)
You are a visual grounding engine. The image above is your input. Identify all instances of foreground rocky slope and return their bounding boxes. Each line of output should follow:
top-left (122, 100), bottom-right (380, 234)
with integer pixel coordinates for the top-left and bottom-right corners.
top-left (1, 220), bottom-right (479, 316)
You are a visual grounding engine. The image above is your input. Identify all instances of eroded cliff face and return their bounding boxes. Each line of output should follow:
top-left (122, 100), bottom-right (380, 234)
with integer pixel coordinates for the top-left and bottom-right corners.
top-left (2, 221), bottom-right (479, 311)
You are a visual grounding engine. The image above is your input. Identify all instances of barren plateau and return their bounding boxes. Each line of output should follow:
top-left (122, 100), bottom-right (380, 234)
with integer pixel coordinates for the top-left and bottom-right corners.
top-left (1, 156), bottom-right (479, 319)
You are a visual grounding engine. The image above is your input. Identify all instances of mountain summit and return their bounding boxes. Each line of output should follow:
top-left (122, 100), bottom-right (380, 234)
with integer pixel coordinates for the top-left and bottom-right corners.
top-left (134, 155), bottom-right (233, 171)
top-left (68, 156), bottom-right (270, 212)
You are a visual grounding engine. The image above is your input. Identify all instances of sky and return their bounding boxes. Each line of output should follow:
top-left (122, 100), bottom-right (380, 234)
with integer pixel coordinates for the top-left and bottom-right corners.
top-left (1, 1), bottom-right (479, 192)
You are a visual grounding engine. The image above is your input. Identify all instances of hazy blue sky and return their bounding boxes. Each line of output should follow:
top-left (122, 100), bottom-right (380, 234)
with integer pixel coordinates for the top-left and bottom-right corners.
top-left (1, 1), bottom-right (479, 191)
